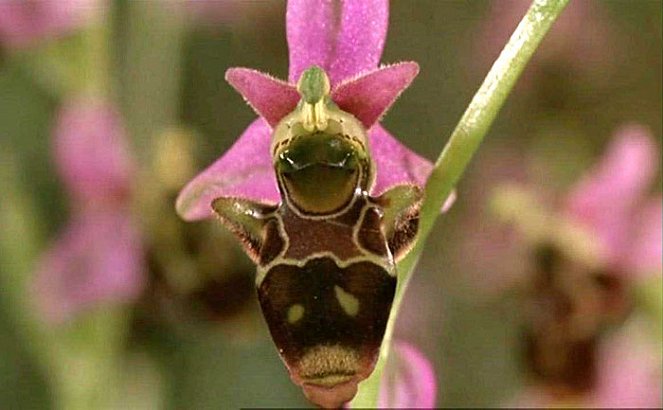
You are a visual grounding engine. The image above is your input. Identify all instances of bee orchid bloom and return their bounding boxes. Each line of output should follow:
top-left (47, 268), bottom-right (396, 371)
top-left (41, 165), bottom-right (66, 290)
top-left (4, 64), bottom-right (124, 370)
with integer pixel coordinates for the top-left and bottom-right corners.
top-left (176, 0), bottom-right (453, 221)
top-left (176, 0), bottom-right (452, 407)
top-left (32, 98), bottom-right (144, 324)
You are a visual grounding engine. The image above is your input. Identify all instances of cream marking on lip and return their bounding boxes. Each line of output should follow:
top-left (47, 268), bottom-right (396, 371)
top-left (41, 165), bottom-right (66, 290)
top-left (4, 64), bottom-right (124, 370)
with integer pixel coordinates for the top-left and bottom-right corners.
top-left (254, 197), bottom-right (398, 286)
top-left (287, 304), bottom-right (305, 323)
top-left (334, 286), bottom-right (359, 317)
top-left (256, 251), bottom-right (395, 286)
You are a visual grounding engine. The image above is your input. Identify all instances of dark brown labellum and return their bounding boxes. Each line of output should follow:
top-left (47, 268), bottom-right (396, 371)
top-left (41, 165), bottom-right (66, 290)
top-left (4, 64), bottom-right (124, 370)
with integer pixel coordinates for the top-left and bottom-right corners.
top-left (258, 257), bottom-right (395, 407)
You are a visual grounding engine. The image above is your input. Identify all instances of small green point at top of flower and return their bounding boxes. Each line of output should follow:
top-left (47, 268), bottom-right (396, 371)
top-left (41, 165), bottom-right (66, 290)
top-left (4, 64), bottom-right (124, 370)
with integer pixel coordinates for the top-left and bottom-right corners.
top-left (297, 65), bottom-right (331, 104)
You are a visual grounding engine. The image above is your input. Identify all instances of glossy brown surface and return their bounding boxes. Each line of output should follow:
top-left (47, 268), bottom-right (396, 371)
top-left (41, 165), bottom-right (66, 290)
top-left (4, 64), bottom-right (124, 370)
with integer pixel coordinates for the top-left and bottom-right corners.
top-left (258, 257), bottom-right (396, 397)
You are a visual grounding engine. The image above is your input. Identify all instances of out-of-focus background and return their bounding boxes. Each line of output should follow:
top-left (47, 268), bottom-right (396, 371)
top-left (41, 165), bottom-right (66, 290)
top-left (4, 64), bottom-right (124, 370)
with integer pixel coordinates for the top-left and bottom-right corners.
top-left (0, 0), bottom-right (660, 408)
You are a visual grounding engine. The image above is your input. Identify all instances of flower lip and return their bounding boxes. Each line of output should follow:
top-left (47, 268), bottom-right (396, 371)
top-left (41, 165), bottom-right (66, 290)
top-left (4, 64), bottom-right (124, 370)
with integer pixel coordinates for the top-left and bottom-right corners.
top-left (302, 371), bottom-right (357, 386)
top-left (291, 343), bottom-right (371, 408)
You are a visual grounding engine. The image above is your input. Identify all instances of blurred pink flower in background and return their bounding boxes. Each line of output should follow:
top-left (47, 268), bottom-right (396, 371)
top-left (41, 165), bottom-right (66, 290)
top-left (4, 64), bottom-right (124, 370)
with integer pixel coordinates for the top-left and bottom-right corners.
top-left (0, 0), bottom-right (103, 49)
top-left (452, 146), bottom-right (530, 296)
top-left (53, 98), bottom-right (135, 205)
top-left (513, 319), bottom-right (662, 409)
top-left (32, 97), bottom-right (144, 323)
top-left (565, 124), bottom-right (662, 279)
top-left (473, 0), bottom-right (615, 88)
top-left (590, 321), bottom-right (662, 408)
top-left (492, 124), bottom-right (662, 407)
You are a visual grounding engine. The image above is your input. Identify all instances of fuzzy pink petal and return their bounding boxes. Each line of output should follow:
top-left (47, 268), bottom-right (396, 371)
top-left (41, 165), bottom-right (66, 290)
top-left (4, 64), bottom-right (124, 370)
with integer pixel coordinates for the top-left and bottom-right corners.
top-left (286, 0), bottom-right (388, 85)
top-left (32, 208), bottom-right (144, 324)
top-left (591, 328), bottom-right (662, 408)
top-left (369, 125), bottom-right (455, 212)
top-left (176, 119), bottom-right (279, 221)
top-left (369, 125), bottom-right (432, 195)
top-left (627, 199), bottom-right (663, 277)
top-left (332, 62), bottom-right (419, 129)
top-left (0, 0), bottom-right (101, 49)
top-left (54, 97), bottom-right (134, 204)
top-left (225, 68), bottom-right (300, 127)
top-left (378, 340), bottom-right (437, 408)
top-left (565, 125), bottom-right (659, 267)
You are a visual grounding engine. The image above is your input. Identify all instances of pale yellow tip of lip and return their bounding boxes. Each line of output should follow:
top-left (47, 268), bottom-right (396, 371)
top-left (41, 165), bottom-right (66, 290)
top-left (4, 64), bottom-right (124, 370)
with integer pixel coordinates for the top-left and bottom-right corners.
top-left (302, 379), bottom-right (359, 409)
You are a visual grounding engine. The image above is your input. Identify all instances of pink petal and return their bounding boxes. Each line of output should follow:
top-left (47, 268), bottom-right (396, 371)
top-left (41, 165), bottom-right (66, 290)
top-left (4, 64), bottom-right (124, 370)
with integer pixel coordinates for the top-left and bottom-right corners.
top-left (0, 0), bottom-right (101, 49)
top-left (379, 340), bottom-right (437, 408)
top-left (565, 125), bottom-right (659, 267)
top-left (591, 328), bottom-right (662, 408)
top-left (332, 62), bottom-right (419, 129)
top-left (225, 68), bottom-right (300, 128)
top-left (369, 125), bottom-right (455, 212)
top-left (369, 125), bottom-right (432, 195)
top-left (286, 0), bottom-right (389, 85)
top-left (627, 199), bottom-right (663, 277)
top-left (32, 207), bottom-right (144, 324)
top-left (176, 118), bottom-right (279, 221)
top-left (54, 97), bottom-right (135, 204)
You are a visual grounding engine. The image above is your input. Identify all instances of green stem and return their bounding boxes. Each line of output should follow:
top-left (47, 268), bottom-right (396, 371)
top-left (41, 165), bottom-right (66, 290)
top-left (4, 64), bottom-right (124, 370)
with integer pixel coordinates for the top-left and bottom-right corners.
top-left (113, 0), bottom-right (185, 163)
top-left (81, 17), bottom-right (112, 97)
top-left (350, 0), bottom-right (569, 406)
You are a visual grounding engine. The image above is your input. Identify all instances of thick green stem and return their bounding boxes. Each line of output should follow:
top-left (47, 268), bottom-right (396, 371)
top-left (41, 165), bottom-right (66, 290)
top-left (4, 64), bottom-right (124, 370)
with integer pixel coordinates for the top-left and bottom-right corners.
top-left (113, 0), bottom-right (185, 162)
top-left (350, 0), bottom-right (569, 406)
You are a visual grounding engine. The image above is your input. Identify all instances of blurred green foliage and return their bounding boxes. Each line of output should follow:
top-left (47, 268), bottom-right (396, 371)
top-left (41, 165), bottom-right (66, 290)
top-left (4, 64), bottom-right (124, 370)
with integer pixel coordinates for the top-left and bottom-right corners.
top-left (0, 1), bottom-right (660, 408)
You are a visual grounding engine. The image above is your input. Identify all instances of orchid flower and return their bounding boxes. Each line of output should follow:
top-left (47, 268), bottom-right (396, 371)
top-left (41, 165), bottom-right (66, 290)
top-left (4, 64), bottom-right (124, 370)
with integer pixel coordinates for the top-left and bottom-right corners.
top-left (0, 0), bottom-right (102, 49)
top-left (176, 0), bottom-right (453, 221)
top-left (32, 97), bottom-right (144, 323)
top-left (493, 124), bottom-right (662, 407)
top-left (176, 0), bottom-right (445, 406)
top-left (511, 319), bottom-right (662, 409)
top-left (173, 0), bottom-right (575, 405)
